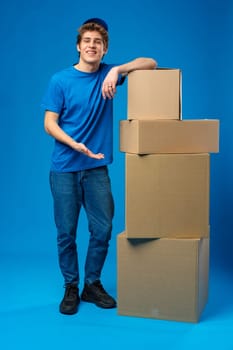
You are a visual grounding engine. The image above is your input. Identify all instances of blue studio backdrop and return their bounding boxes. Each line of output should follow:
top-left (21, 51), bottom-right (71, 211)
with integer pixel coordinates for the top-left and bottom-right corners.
top-left (0, 0), bottom-right (232, 280)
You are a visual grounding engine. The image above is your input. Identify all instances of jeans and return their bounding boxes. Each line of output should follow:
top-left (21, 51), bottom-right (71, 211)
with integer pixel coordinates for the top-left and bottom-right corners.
top-left (49, 166), bottom-right (114, 286)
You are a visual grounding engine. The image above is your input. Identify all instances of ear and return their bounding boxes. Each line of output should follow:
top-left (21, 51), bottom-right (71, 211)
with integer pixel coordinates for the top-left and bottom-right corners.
top-left (77, 43), bottom-right (80, 52)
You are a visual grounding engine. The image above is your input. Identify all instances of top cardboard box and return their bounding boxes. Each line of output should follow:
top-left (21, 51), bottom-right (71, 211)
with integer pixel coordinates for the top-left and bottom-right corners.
top-left (128, 68), bottom-right (181, 120)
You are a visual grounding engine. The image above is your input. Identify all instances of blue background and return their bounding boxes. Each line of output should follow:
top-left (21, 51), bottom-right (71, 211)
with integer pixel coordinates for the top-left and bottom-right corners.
top-left (0, 0), bottom-right (232, 349)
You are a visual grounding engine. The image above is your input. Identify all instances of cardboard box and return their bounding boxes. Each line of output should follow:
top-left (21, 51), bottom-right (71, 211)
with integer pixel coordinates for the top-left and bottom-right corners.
top-left (126, 154), bottom-right (209, 238)
top-left (117, 232), bottom-right (209, 323)
top-left (120, 119), bottom-right (219, 154)
top-left (128, 69), bottom-right (181, 120)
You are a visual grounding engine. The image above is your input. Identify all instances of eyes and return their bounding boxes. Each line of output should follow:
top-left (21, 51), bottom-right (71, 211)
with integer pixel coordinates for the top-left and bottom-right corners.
top-left (82, 38), bottom-right (103, 46)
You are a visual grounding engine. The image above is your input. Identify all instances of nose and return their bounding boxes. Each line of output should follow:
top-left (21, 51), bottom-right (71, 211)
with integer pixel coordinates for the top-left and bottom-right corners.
top-left (88, 40), bottom-right (96, 47)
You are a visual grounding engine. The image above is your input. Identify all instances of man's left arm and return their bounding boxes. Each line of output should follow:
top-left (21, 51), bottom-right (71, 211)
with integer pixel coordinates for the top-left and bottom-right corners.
top-left (102, 57), bottom-right (157, 99)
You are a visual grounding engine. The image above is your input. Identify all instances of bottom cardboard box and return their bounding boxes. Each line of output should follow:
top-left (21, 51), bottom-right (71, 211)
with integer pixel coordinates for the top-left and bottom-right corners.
top-left (117, 232), bottom-right (209, 323)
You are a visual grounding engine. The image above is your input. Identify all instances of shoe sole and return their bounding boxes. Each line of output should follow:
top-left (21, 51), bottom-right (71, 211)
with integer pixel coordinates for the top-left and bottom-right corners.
top-left (59, 307), bottom-right (78, 315)
top-left (59, 303), bottom-right (79, 315)
top-left (81, 295), bottom-right (116, 309)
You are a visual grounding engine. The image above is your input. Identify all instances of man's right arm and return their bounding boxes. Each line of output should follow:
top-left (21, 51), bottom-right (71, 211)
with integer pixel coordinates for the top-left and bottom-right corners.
top-left (44, 110), bottom-right (104, 159)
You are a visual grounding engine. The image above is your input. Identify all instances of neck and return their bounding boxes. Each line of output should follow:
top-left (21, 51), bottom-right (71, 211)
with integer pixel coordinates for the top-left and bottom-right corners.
top-left (74, 60), bottom-right (100, 73)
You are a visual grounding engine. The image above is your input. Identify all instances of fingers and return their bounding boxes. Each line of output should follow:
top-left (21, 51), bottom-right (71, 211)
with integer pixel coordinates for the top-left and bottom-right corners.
top-left (78, 145), bottom-right (104, 159)
top-left (102, 82), bottom-right (116, 99)
top-left (86, 149), bottom-right (105, 159)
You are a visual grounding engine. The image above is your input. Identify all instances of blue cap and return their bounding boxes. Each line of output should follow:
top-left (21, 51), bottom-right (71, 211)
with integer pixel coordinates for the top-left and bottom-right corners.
top-left (82, 18), bottom-right (108, 32)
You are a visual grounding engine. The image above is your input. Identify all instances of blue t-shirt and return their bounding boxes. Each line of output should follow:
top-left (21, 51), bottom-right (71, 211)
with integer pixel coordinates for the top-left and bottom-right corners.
top-left (41, 63), bottom-right (125, 172)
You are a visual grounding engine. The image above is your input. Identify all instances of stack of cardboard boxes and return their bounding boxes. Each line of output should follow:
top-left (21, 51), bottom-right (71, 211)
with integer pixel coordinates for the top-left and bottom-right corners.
top-left (117, 69), bottom-right (219, 323)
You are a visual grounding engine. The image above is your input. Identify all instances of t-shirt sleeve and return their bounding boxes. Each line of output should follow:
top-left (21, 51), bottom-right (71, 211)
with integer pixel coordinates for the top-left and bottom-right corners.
top-left (41, 75), bottom-right (64, 114)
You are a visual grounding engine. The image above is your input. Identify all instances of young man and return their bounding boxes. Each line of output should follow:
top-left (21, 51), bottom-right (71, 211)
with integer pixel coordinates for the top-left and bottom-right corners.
top-left (42, 17), bottom-right (157, 315)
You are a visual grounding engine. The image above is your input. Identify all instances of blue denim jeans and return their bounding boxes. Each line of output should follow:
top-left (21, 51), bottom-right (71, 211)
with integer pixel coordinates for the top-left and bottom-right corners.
top-left (49, 166), bottom-right (114, 286)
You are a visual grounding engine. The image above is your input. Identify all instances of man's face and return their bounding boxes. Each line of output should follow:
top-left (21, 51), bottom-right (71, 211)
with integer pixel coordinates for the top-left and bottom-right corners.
top-left (77, 31), bottom-right (107, 65)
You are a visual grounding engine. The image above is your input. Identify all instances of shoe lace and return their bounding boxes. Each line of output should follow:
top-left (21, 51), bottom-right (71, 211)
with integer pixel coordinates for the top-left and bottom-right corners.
top-left (94, 281), bottom-right (107, 295)
top-left (65, 285), bottom-right (77, 298)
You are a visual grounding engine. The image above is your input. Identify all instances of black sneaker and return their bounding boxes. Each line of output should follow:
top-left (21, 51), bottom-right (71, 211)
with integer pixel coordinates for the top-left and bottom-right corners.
top-left (59, 284), bottom-right (80, 315)
top-left (81, 280), bottom-right (117, 309)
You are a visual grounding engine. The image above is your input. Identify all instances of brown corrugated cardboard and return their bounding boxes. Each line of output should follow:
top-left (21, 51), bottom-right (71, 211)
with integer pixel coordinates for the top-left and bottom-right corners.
top-left (120, 119), bottom-right (219, 154)
top-left (128, 69), bottom-right (181, 120)
top-left (117, 232), bottom-right (209, 323)
top-left (126, 153), bottom-right (209, 238)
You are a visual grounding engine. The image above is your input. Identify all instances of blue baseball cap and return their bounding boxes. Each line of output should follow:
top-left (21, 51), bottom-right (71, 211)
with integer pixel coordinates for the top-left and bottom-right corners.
top-left (82, 18), bottom-right (108, 32)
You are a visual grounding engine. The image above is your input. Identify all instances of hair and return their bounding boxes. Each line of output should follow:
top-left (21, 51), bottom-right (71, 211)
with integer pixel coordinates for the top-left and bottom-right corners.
top-left (77, 23), bottom-right (109, 50)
